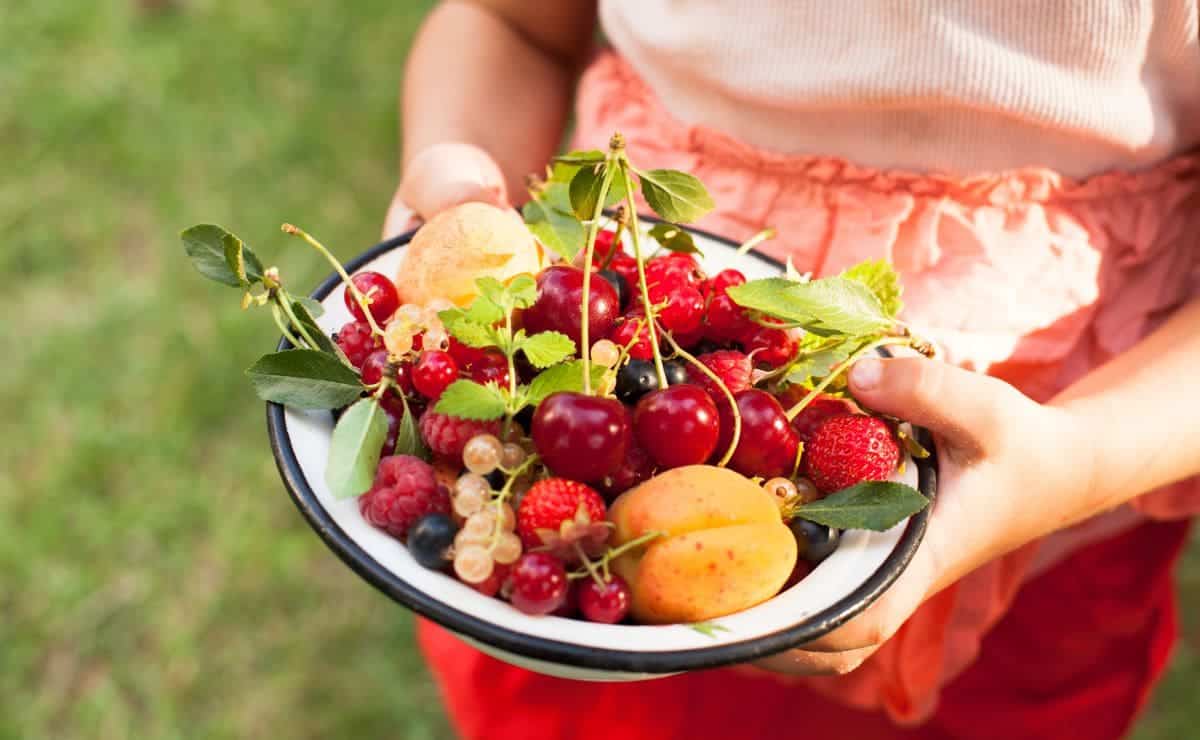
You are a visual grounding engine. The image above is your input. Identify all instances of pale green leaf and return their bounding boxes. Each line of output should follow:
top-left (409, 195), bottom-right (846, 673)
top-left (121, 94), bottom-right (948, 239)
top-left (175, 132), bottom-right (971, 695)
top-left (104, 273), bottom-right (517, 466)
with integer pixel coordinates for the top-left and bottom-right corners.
top-left (636, 169), bottom-right (714, 223)
top-left (841, 259), bottom-right (903, 317)
top-left (523, 361), bottom-right (604, 407)
top-left (246, 350), bottom-right (363, 409)
top-left (727, 277), bottom-right (891, 336)
top-left (325, 398), bottom-right (388, 500)
top-left (794, 481), bottom-right (928, 531)
top-left (519, 331), bottom-right (576, 368)
top-left (440, 310), bottom-right (496, 349)
top-left (433, 380), bottom-right (507, 421)
top-left (523, 196), bottom-right (585, 260)
top-left (647, 222), bottom-right (701, 256)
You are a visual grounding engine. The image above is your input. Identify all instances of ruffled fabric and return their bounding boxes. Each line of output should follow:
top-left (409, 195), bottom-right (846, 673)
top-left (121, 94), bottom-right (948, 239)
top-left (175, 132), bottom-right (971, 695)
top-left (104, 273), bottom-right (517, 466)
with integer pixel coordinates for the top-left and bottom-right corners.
top-left (565, 51), bottom-right (1200, 723)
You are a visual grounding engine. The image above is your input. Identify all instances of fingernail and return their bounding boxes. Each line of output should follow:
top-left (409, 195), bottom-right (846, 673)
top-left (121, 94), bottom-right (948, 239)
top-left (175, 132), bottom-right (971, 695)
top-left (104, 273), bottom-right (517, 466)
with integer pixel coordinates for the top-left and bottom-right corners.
top-left (851, 359), bottom-right (882, 390)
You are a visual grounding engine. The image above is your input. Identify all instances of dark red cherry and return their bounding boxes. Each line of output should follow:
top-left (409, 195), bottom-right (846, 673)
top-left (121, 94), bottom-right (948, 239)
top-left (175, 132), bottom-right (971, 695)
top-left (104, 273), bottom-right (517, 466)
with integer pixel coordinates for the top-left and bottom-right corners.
top-left (715, 389), bottom-right (800, 479)
top-left (522, 265), bottom-right (619, 348)
top-left (634, 385), bottom-right (720, 469)
top-left (467, 350), bottom-right (511, 388)
top-left (531, 392), bottom-right (629, 482)
top-left (343, 271), bottom-right (400, 323)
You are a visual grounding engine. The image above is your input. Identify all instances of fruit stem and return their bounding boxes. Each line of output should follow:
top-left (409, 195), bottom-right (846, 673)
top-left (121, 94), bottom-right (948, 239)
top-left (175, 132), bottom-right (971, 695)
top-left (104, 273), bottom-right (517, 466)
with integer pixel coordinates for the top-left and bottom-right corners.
top-left (274, 289), bottom-right (323, 351)
top-left (504, 310), bottom-right (519, 408)
top-left (604, 529), bottom-right (666, 561)
top-left (282, 223), bottom-right (384, 337)
top-left (270, 302), bottom-right (305, 349)
top-left (658, 323), bottom-right (742, 468)
top-left (573, 542), bottom-right (606, 587)
top-left (734, 227), bottom-right (777, 256)
top-left (617, 156), bottom-right (669, 389)
top-left (487, 452), bottom-right (540, 554)
top-left (784, 336), bottom-right (914, 421)
top-left (579, 155), bottom-right (618, 395)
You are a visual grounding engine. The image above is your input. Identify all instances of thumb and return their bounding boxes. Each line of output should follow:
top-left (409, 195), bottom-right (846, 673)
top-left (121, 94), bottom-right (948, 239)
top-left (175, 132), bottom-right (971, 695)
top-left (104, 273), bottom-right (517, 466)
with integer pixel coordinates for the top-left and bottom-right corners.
top-left (848, 356), bottom-right (1015, 454)
top-left (399, 142), bottom-right (510, 221)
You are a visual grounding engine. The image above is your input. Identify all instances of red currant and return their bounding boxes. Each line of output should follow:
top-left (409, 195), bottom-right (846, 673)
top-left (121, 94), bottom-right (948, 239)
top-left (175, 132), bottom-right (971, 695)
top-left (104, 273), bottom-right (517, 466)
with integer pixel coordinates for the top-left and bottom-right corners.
top-left (413, 350), bottom-right (459, 399)
top-left (746, 326), bottom-right (796, 367)
top-left (508, 552), bottom-right (568, 615)
top-left (634, 385), bottom-right (720, 469)
top-left (531, 392), bottom-right (629, 482)
top-left (578, 575), bottom-right (631, 624)
top-left (522, 265), bottom-right (619, 348)
top-left (715, 389), bottom-right (801, 478)
top-left (467, 350), bottom-right (511, 388)
top-left (343, 271), bottom-right (400, 324)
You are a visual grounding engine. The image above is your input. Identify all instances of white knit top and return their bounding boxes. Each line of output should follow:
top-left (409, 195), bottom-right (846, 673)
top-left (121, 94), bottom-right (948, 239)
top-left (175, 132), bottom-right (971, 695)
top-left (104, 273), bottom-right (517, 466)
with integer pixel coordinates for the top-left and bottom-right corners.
top-left (599, 0), bottom-right (1200, 177)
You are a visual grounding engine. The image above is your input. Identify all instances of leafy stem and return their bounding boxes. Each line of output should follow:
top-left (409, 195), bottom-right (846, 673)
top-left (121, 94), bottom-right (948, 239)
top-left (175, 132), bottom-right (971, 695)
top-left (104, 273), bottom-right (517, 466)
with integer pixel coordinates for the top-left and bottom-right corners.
top-left (270, 302), bottom-right (304, 348)
top-left (282, 223), bottom-right (383, 337)
top-left (275, 289), bottom-right (322, 350)
top-left (658, 324), bottom-right (741, 467)
top-left (579, 152), bottom-right (618, 395)
top-left (784, 336), bottom-right (915, 421)
top-left (617, 149), bottom-right (668, 388)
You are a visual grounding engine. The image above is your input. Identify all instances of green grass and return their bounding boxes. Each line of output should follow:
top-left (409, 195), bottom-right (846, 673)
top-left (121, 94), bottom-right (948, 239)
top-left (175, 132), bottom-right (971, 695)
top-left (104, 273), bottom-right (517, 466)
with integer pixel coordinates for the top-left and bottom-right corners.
top-left (0, 2), bottom-right (1194, 738)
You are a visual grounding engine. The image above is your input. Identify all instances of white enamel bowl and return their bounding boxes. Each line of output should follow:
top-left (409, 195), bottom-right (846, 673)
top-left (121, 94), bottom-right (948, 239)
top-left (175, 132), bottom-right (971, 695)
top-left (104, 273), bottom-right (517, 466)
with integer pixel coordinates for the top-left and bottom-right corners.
top-left (267, 224), bottom-right (936, 682)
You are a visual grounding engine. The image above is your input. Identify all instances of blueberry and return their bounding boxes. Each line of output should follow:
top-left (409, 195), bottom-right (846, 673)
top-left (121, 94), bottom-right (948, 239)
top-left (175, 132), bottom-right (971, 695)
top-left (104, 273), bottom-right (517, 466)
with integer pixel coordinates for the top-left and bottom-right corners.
top-left (790, 519), bottom-right (841, 563)
top-left (408, 514), bottom-right (458, 569)
top-left (663, 360), bottom-right (689, 386)
top-left (599, 269), bottom-right (630, 311)
top-left (615, 359), bottom-right (660, 404)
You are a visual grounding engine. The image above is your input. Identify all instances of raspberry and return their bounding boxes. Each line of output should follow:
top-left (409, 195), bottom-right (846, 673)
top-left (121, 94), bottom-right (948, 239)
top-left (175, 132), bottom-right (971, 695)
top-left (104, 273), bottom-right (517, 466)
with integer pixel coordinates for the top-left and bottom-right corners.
top-left (335, 320), bottom-right (381, 368)
top-left (649, 282), bottom-right (705, 335)
top-left (788, 394), bottom-right (854, 445)
top-left (705, 294), bottom-right (754, 341)
top-left (745, 326), bottom-right (796, 367)
top-left (419, 411), bottom-right (502, 462)
top-left (803, 414), bottom-right (900, 494)
top-left (516, 478), bottom-right (609, 558)
top-left (707, 269), bottom-right (746, 299)
top-left (646, 253), bottom-right (704, 289)
top-left (611, 315), bottom-right (655, 361)
top-left (686, 350), bottom-right (753, 403)
top-left (359, 455), bottom-right (450, 541)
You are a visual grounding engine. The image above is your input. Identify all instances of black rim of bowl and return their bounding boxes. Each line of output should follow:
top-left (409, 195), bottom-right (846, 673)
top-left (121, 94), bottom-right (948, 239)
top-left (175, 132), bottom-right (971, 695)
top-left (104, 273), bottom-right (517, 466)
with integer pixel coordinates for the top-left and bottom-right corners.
top-left (266, 221), bottom-right (937, 674)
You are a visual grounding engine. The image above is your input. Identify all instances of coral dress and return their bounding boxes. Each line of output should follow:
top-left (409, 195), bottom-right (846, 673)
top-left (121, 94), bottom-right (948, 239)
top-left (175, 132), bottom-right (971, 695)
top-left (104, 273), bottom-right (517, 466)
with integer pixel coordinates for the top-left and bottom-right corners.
top-left (420, 5), bottom-right (1200, 734)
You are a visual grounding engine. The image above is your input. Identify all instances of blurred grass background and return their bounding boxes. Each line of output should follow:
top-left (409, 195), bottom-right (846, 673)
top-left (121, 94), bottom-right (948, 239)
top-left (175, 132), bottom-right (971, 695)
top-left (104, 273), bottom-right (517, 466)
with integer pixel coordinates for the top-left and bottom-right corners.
top-left (0, 2), bottom-right (1195, 738)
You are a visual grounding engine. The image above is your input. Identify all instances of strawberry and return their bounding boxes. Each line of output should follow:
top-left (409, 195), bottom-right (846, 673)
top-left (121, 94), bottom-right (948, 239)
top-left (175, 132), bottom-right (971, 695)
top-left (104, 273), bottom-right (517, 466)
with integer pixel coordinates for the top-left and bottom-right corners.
top-left (803, 414), bottom-right (900, 494)
top-left (516, 478), bottom-right (610, 561)
top-left (686, 350), bottom-right (752, 403)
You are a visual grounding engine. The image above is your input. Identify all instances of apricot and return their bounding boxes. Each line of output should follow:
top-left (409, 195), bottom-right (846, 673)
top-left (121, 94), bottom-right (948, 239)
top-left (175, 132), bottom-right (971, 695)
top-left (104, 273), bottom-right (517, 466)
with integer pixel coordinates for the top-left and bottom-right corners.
top-left (395, 202), bottom-right (543, 306)
top-left (607, 465), bottom-right (797, 624)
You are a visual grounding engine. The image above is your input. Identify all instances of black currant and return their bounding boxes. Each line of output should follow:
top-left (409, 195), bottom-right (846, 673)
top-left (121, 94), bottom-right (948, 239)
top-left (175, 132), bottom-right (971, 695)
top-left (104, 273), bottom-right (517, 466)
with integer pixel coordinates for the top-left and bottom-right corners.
top-left (615, 359), bottom-right (660, 404)
top-left (790, 519), bottom-right (841, 563)
top-left (663, 360), bottom-right (689, 386)
top-left (408, 513), bottom-right (458, 569)
top-left (599, 269), bottom-right (630, 311)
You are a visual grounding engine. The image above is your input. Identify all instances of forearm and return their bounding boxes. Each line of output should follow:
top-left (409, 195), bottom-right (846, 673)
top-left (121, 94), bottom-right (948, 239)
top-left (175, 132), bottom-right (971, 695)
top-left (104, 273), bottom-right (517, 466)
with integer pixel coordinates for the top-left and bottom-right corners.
top-left (1053, 297), bottom-right (1200, 515)
top-left (402, 0), bottom-right (594, 200)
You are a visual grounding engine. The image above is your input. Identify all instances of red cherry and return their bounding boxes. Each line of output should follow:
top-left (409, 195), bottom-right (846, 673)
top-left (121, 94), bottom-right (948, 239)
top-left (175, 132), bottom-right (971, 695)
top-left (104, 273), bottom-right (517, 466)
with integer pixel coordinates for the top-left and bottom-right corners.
top-left (551, 578), bottom-right (581, 617)
top-left (360, 349), bottom-right (391, 386)
top-left (467, 350), bottom-right (511, 388)
top-left (578, 575), bottom-right (631, 624)
top-left (597, 408), bottom-right (656, 499)
top-left (508, 552), bottom-right (569, 615)
top-left (522, 265), bottom-right (619, 348)
top-left (447, 336), bottom-right (489, 369)
top-left (590, 229), bottom-right (622, 263)
top-left (746, 327), bottom-right (796, 367)
top-left (634, 385), bottom-right (720, 469)
top-left (706, 294), bottom-right (754, 340)
top-left (413, 350), bottom-right (459, 399)
top-left (715, 389), bottom-right (801, 478)
top-left (343, 271), bottom-right (400, 323)
top-left (531, 392), bottom-right (629, 482)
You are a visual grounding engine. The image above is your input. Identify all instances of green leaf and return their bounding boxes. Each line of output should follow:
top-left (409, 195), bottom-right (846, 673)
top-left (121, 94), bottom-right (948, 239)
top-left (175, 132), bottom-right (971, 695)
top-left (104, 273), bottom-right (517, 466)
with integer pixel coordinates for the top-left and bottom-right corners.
top-left (636, 169), bottom-right (715, 224)
top-left (523, 360), bottom-right (604, 407)
top-left (325, 397), bottom-right (388, 499)
top-left (458, 296), bottom-right (504, 327)
top-left (507, 274), bottom-right (538, 309)
top-left (246, 349), bottom-right (363, 409)
top-left (547, 161), bottom-right (583, 185)
top-left (569, 165), bottom-right (607, 220)
top-left (295, 296), bottom-right (325, 318)
top-left (785, 344), bottom-right (851, 385)
top-left (554, 149), bottom-right (605, 165)
top-left (793, 481), bottom-right (928, 531)
top-left (523, 196), bottom-right (585, 261)
top-left (689, 621), bottom-right (730, 638)
top-left (440, 309), bottom-right (496, 349)
top-left (604, 167), bottom-right (628, 207)
top-left (476, 277), bottom-right (507, 309)
top-left (519, 331), bottom-right (575, 368)
top-left (434, 380), bottom-right (507, 421)
top-left (727, 277), bottom-right (891, 336)
top-left (181, 224), bottom-right (263, 287)
top-left (393, 394), bottom-right (430, 461)
top-left (289, 299), bottom-right (338, 354)
top-left (841, 259), bottom-right (903, 317)
top-left (647, 222), bottom-right (701, 256)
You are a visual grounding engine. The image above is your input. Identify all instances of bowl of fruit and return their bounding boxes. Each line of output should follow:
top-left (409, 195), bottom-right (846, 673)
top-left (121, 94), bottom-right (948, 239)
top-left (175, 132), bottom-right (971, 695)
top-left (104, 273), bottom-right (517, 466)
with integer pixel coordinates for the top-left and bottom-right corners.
top-left (180, 135), bottom-right (936, 681)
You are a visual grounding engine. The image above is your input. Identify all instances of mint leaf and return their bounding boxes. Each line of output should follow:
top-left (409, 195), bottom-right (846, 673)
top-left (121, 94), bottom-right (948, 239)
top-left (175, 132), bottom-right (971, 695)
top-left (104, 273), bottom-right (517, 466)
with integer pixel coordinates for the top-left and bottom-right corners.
top-left (793, 481), bottom-right (928, 531)
top-left (569, 165), bottom-right (606, 220)
top-left (647, 222), bottom-right (701, 256)
top-left (554, 149), bottom-right (605, 165)
top-left (476, 277), bottom-right (508, 310)
top-left (246, 349), bottom-right (363, 409)
top-left (507, 274), bottom-right (538, 310)
top-left (394, 394), bottom-right (430, 460)
top-left (689, 621), bottom-right (730, 638)
top-left (325, 397), bottom-right (388, 499)
top-left (523, 195), bottom-right (584, 261)
top-left (295, 296), bottom-right (324, 318)
top-left (727, 277), bottom-right (891, 336)
top-left (459, 297), bottom-right (504, 327)
top-left (636, 169), bottom-right (714, 224)
top-left (290, 299), bottom-right (338, 354)
top-left (524, 361), bottom-right (604, 407)
top-left (181, 224), bottom-right (263, 287)
top-left (434, 380), bottom-right (507, 421)
top-left (841, 259), bottom-right (903, 318)
top-left (520, 331), bottom-right (575, 368)
top-left (440, 310), bottom-right (496, 349)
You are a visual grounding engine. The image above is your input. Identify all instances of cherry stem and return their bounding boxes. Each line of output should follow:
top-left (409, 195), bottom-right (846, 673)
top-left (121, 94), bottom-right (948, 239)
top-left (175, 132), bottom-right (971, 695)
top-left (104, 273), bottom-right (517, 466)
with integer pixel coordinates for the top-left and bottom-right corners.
top-left (270, 302), bottom-right (304, 349)
top-left (784, 336), bottom-right (914, 421)
top-left (617, 156), bottom-right (669, 389)
top-left (574, 542), bottom-right (606, 588)
top-left (504, 311), bottom-right (519, 410)
top-left (658, 323), bottom-right (742, 468)
top-left (734, 227), bottom-right (777, 256)
top-left (579, 154), bottom-right (618, 395)
top-left (604, 529), bottom-right (666, 561)
top-left (282, 223), bottom-right (384, 337)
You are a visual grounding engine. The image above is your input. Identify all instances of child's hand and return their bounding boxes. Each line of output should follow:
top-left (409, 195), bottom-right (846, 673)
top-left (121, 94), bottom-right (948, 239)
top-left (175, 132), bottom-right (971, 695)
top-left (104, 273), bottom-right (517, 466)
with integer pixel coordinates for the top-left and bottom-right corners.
top-left (755, 356), bottom-right (1098, 676)
top-left (383, 141), bottom-right (510, 238)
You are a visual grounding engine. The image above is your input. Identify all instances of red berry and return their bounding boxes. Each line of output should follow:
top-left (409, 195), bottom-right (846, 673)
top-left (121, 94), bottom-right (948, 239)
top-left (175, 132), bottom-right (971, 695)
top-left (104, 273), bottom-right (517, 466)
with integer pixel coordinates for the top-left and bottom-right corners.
top-left (447, 336), bottom-right (489, 369)
top-left (531, 392), bottom-right (629, 483)
top-left (413, 350), bottom-right (459, 399)
top-left (358, 455), bottom-right (450, 541)
top-left (418, 411), bottom-right (501, 462)
top-left (344, 271), bottom-right (400, 324)
top-left (708, 269), bottom-right (746, 298)
top-left (715, 389), bottom-right (800, 478)
top-left (578, 575), bottom-right (631, 624)
top-left (516, 477), bottom-right (609, 554)
top-left (608, 254), bottom-right (640, 296)
top-left (508, 552), bottom-right (569, 615)
top-left (788, 395), bottom-right (854, 445)
top-left (591, 229), bottom-right (622, 262)
top-left (360, 349), bottom-right (391, 386)
top-left (522, 265), bottom-right (619, 348)
top-left (335, 321), bottom-right (381, 368)
top-left (686, 350), bottom-right (753, 403)
top-left (467, 350), bottom-right (511, 388)
top-left (706, 294), bottom-right (754, 341)
top-left (379, 394), bottom-right (407, 456)
top-left (472, 563), bottom-right (511, 597)
top-left (596, 425), bottom-right (655, 499)
top-left (551, 579), bottom-right (581, 617)
top-left (804, 414), bottom-right (900, 494)
top-left (611, 315), bottom-right (655, 360)
top-left (746, 326), bottom-right (796, 367)
top-left (646, 253), bottom-right (704, 289)
top-left (634, 385), bottom-right (720, 469)
top-left (650, 283), bottom-right (705, 335)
